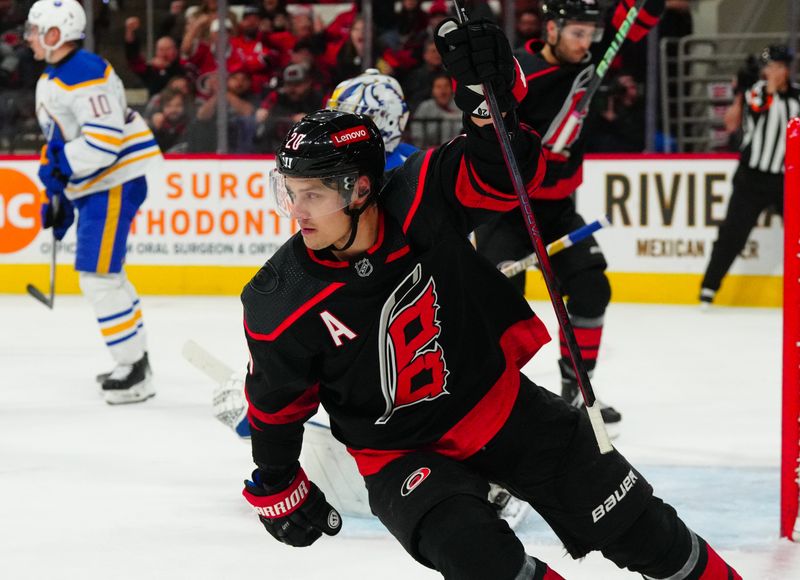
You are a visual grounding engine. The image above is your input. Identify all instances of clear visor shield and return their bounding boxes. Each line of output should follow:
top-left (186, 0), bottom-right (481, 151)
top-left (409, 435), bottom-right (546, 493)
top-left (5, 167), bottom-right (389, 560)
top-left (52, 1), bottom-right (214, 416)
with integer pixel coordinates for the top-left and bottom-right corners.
top-left (24, 22), bottom-right (39, 41)
top-left (560, 22), bottom-right (604, 44)
top-left (271, 169), bottom-right (360, 219)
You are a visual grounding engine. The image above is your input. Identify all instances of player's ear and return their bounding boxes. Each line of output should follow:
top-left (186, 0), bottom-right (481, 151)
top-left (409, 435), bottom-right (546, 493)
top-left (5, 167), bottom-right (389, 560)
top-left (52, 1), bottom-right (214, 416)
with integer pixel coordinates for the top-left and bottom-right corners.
top-left (350, 175), bottom-right (372, 208)
top-left (45, 26), bottom-right (61, 46)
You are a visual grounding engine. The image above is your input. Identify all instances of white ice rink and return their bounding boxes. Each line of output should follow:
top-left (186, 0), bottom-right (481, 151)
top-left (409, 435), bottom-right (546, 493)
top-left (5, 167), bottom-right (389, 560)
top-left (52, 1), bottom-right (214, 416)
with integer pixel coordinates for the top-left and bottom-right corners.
top-left (1, 293), bottom-right (798, 579)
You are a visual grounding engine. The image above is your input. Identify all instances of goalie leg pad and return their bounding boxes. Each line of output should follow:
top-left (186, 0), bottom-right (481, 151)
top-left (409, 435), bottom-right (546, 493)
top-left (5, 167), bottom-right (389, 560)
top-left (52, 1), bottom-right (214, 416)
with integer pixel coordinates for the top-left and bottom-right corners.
top-left (79, 271), bottom-right (145, 365)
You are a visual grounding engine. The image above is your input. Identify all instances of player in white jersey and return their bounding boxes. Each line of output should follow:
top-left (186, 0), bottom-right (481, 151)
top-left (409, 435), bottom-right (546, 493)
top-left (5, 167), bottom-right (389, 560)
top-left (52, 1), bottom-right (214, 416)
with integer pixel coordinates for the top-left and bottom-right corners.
top-left (26, 0), bottom-right (162, 404)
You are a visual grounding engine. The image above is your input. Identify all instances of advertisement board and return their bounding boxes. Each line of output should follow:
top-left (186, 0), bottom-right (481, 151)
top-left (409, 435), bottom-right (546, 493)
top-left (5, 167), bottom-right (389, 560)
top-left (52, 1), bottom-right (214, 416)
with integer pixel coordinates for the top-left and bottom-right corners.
top-left (0, 154), bottom-right (782, 305)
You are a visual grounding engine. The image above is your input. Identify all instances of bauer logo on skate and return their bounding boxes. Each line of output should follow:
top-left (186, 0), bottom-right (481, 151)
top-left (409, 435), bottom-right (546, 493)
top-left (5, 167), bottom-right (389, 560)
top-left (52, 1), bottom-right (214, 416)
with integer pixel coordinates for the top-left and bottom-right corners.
top-left (0, 169), bottom-right (41, 254)
top-left (591, 469), bottom-right (638, 523)
top-left (331, 126), bottom-right (370, 147)
top-left (401, 467), bottom-right (431, 497)
top-left (252, 480), bottom-right (309, 518)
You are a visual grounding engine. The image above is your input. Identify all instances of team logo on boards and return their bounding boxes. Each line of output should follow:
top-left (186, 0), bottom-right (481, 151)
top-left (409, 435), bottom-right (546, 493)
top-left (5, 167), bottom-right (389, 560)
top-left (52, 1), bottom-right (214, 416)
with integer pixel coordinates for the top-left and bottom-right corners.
top-left (376, 264), bottom-right (450, 425)
top-left (401, 467), bottom-right (431, 497)
top-left (0, 169), bottom-right (43, 253)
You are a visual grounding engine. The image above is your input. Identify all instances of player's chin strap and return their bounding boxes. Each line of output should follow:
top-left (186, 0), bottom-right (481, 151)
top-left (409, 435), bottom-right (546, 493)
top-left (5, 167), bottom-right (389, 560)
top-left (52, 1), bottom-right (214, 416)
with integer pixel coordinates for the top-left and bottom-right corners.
top-left (327, 189), bottom-right (375, 253)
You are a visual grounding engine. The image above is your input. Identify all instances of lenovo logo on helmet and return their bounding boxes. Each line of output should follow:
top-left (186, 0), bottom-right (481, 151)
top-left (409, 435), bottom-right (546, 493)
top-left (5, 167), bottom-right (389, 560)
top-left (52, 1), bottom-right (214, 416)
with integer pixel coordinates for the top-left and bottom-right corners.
top-left (331, 125), bottom-right (370, 147)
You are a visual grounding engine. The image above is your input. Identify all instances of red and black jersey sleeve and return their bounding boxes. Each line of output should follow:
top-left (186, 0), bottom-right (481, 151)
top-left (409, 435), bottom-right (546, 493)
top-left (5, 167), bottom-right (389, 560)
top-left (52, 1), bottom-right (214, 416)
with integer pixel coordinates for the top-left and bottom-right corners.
top-left (610, 0), bottom-right (664, 44)
top-left (241, 245), bottom-right (330, 470)
top-left (387, 112), bottom-right (545, 236)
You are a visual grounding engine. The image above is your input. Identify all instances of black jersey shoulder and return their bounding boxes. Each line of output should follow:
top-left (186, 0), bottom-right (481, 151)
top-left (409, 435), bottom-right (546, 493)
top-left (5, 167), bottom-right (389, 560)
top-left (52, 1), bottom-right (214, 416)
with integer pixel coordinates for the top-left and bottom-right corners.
top-left (379, 148), bottom-right (433, 231)
top-left (241, 236), bottom-right (339, 341)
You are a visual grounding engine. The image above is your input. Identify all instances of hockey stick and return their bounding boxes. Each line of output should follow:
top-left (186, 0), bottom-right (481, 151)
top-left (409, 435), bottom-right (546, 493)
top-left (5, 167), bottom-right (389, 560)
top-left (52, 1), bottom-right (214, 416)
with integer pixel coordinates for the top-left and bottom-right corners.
top-left (499, 215), bottom-right (611, 278)
top-left (551, 0), bottom-right (649, 154)
top-left (26, 193), bottom-right (59, 309)
top-left (450, 0), bottom-right (612, 453)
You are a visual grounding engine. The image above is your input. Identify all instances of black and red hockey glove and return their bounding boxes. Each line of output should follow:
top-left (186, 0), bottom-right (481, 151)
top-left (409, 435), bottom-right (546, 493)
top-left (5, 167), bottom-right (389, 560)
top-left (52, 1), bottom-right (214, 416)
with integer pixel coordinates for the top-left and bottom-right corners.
top-left (611, 0), bottom-right (664, 43)
top-left (243, 463), bottom-right (341, 547)
top-left (434, 18), bottom-right (527, 118)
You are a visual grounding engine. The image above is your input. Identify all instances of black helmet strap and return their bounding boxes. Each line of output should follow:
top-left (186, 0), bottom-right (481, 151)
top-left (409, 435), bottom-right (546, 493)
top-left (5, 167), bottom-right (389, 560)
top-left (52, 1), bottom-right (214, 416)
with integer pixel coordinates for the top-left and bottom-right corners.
top-left (328, 188), bottom-right (375, 253)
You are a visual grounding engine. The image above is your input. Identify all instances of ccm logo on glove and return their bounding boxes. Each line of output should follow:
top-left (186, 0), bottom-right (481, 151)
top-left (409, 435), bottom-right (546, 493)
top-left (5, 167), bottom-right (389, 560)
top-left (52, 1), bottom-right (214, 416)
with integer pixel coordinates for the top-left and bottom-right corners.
top-left (246, 468), bottom-right (310, 518)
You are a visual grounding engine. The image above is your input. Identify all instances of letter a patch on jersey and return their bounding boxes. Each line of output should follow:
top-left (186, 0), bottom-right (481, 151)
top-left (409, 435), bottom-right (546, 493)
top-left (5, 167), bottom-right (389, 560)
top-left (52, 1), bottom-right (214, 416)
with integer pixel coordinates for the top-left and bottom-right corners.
top-left (320, 310), bottom-right (357, 346)
top-left (376, 264), bottom-right (450, 425)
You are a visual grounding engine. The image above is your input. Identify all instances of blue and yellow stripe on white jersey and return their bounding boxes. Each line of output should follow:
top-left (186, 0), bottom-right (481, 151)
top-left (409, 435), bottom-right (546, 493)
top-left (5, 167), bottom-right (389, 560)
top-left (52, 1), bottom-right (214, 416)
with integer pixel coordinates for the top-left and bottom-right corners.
top-left (98, 299), bottom-right (144, 348)
top-left (65, 112), bottom-right (161, 197)
top-left (35, 49), bottom-right (162, 200)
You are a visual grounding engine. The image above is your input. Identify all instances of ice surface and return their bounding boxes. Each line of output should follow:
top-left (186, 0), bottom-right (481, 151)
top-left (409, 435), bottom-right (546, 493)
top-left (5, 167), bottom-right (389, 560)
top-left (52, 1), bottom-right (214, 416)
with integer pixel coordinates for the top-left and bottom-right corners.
top-left (1, 294), bottom-right (797, 579)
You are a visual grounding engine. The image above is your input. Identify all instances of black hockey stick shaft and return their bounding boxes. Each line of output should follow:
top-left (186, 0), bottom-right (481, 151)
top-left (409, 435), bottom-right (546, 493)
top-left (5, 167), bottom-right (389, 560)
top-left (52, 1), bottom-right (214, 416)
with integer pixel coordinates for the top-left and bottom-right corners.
top-left (451, 1), bottom-right (612, 453)
top-left (551, 0), bottom-right (648, 153)
top-left (26, 193), bottom-right (58, 309)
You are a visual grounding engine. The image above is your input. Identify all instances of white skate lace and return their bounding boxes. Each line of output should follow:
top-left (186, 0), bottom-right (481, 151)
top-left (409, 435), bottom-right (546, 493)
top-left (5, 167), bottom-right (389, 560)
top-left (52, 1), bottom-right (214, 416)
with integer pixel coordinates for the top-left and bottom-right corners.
top-left (108, 364), bottom-right (134, 381)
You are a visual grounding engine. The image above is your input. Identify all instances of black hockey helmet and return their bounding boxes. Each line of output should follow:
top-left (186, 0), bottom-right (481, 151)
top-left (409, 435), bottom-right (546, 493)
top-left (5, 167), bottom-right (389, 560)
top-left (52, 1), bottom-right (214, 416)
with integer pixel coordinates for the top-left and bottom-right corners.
top-left (272, 109), bottom-right (385, 251)
top-left (759, 44), bottom-right (793, 66)
top-left (541, 0), bottom-right (601, 24)
top-left (276, 109), bottom-right (385, 187)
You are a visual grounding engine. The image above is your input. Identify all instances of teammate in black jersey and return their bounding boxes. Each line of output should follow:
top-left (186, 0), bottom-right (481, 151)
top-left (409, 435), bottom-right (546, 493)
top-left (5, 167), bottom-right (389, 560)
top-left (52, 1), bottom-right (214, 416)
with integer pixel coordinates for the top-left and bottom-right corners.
top-left (238, 18), bottom-right (740, 580)
top-left (475, 0), bottom-right (664, 427)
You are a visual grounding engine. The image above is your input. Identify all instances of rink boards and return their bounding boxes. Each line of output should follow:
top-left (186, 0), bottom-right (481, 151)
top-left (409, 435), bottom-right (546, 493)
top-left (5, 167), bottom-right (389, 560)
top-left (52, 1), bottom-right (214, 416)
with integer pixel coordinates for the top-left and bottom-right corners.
top-left (0, 153), bottom-right (782, 306)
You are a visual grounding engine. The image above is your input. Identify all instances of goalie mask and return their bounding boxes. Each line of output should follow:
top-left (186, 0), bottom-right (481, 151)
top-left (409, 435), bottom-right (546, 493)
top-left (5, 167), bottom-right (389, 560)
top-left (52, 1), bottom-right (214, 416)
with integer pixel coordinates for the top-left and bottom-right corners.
top-left (327, 69), bottom-right (409, 154)
top-left (272, 110), bottom-right (384, 250)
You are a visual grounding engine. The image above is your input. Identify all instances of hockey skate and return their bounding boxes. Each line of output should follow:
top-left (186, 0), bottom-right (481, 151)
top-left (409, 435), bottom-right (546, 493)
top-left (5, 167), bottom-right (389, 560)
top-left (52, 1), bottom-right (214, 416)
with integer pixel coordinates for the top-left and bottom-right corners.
top-left (562, 378), bottom-right (621, 436)
top-left (101, 353), bottom-right (154, 405)
top-left (488, 483), bottom-right (531, 529)
top-left (699, 288), bottom-right (715, 312)
top-left (96, 351), bottom-right (148, 384)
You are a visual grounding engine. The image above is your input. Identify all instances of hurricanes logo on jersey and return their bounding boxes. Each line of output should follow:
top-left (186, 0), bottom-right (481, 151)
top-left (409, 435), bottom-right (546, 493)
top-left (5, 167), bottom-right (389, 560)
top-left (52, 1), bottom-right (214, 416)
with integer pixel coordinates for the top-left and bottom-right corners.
top-left (376, 264), bottom-right (449, 425)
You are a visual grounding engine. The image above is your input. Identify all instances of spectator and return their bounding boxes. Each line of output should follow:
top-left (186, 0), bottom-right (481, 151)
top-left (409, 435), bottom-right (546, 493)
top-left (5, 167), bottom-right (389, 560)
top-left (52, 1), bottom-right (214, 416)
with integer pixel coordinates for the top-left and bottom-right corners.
top-left (187, 68), bottom-right (258, 153)
top-left (230, 5), bottom-right (274, 95)
top-left (427, 1), bottom-right (450, 31)
top-left (258, 0), bottom-right (289, 33)
top-left (586, 73), bottom-right (646, 153)
top-left (143, 74), bottom-right (194, 119)
top-left (254, 63), bottom-right (324, 153)
top-left (401, 37), bottom-right (445, 112)
top-left (147, 87), bottom-right (191, 152)
top-left (125, 17), bottom-right (186, 97)
top-left (0, 28), bottom-right (20, 88)
top-left (0, 0), bottom-right (24, 35)
top-left (515, 9), bottom-right (542, 48)
top-left (181, 2), bottom-right (237, 59)
top-left (410, 72), bottom-right (462, 147)
top-left (332, 15), bottom-right (365, 86)
top-left (289, 37), bottom-right (330, 93)
top-left (184, 17), bottom-right (239, 99)
top-left (158, 0), bottom-right (188, 46)
top-left (380, 0), bottom-right (430, 77)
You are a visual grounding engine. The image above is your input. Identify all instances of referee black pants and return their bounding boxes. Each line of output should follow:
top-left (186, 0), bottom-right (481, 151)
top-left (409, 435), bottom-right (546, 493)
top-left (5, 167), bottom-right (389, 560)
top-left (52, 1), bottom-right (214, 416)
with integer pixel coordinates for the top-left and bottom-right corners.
top-left (701, 164), bottom-right (783, 292)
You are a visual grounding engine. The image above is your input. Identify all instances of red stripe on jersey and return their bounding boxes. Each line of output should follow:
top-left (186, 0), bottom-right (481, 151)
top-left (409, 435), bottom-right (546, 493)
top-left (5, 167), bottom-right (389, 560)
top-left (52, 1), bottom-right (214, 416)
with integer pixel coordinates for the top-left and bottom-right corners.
top-left (526, 65), bottom-right (559, 82)
top-left (244, 283), bottom-right (345, 341)
top-left (531, 165), bottom-right (583, 200)
top-left (386, 245), bottom-right (410, 263)
top-left (349, 315), bottom-right (551, 476)
top-left (307, 248), bottom-right (348, 268)
top-left (246, 383), bottom-right (320, 425)
top-left (454, 143), bottom-right (546, 211)
top-left (543, 566), bottom-right (566, 580)
top-left (700, 543), bottom-right (742, 580)
top-left (367, 211), bottom-right (386, 254)
top-left (403, 148), bottom-right (435, 233)
top-left (637, 8), bottom-right (660, 27)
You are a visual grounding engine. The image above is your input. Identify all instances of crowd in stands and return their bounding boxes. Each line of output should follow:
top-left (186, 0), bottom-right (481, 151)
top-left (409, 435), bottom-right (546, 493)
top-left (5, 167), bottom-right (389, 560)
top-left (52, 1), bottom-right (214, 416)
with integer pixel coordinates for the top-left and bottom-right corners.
top-left (0, 0), bottom-right (712, 155)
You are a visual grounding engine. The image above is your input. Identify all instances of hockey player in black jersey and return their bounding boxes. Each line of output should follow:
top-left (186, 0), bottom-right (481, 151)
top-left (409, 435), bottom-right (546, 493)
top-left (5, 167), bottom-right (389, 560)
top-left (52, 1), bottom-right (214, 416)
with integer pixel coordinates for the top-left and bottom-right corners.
top-left (475, 0), bottom-right (664, 428)
top-left (239, 17), bottom-right (740, 580)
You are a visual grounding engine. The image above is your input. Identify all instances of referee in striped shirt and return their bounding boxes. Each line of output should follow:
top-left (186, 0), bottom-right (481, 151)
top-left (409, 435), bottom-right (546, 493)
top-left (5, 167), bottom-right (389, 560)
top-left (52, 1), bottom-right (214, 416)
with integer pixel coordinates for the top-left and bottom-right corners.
top-left (700, 44), bottom-right (800, 306)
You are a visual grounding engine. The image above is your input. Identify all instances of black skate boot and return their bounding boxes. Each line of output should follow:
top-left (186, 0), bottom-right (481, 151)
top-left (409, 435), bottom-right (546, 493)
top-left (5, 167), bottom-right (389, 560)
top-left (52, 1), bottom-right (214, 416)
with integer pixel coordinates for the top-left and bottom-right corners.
top-left (96, 352), bottom-right (149, 384)
top-left (101, 353), bottom-right (154, 405)
top-left (561, 378), bottom-right (622, 425)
